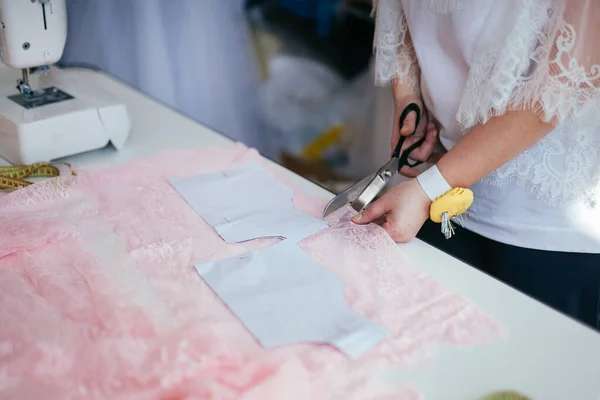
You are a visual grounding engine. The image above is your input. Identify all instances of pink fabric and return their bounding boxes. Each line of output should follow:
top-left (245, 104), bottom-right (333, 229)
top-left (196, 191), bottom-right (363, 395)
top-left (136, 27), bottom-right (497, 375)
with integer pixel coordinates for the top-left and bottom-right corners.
top-left (0, 143), bottom-right (501, 399)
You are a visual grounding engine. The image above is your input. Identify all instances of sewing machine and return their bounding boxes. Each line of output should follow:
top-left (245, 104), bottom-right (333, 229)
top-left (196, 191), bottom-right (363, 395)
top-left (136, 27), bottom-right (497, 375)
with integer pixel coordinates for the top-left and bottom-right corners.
top-left (0, 0), bottom-right (130, 165)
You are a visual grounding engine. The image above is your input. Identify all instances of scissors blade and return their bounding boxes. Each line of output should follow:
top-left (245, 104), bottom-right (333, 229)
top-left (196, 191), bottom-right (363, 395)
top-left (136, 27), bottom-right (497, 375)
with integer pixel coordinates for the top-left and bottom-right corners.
top-left (322, 172), bottom-right (376, 217)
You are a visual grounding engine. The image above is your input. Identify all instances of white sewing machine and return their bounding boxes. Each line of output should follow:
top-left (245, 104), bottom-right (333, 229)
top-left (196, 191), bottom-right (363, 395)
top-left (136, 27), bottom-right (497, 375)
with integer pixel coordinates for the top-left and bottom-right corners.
top-left (0, 0), bottom-right (130, 165)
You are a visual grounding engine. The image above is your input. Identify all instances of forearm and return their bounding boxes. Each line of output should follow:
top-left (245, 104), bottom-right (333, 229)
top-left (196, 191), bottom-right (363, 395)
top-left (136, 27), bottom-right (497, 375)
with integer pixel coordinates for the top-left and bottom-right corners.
top-left (391, 76), bottom-right (420, 101)
top-left (437, 110), bottom-right (553, 188)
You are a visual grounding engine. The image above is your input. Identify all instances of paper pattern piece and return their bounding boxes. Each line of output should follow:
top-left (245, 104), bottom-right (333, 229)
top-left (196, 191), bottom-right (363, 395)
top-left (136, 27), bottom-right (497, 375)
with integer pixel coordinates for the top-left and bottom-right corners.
top-left (169, 161), bottom-right (328, 243)
top-left (195, 240), bottom-right (387, 359)
top-left (0, 144), bottom-right (502, 399)
top-left (172, 161), bottom-right (384, 358)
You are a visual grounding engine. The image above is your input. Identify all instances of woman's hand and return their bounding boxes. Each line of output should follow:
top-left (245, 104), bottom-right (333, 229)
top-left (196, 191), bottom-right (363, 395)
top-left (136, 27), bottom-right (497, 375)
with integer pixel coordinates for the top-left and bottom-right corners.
top-left (351, 178), bottom-right (431, 243)
top-left (392, 94), bottom-right (440, 177)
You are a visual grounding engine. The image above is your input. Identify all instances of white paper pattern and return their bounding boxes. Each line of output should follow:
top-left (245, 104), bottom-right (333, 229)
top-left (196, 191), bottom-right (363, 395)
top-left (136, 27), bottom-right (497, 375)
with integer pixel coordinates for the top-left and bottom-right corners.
top-left (195, 241), bottom-right (387, 358)
top-left (169, 161), bottom-right (328, 242)
top-left (171, 161), bottom-right (387, 358)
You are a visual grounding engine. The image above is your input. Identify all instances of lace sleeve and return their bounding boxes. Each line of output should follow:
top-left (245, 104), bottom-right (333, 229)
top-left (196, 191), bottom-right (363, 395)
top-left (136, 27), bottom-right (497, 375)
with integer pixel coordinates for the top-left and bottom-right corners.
top-left (372, 0), bottom-right (420, 90)
top-left (457, 0), bottom-right (600, 207)
top-left (458, 0), bottom-right (600, 128)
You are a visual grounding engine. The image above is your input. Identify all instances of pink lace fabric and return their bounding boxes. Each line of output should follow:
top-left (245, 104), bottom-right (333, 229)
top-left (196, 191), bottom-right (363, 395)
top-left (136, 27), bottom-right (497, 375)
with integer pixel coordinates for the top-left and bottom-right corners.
top-left (0, 143), bottom-right (501, 399)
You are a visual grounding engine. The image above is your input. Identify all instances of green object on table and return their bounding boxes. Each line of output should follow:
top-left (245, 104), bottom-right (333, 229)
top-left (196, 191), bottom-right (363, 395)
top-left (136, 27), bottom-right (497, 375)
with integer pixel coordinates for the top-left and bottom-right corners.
top-left (481, 391), bottom-right (531, 400)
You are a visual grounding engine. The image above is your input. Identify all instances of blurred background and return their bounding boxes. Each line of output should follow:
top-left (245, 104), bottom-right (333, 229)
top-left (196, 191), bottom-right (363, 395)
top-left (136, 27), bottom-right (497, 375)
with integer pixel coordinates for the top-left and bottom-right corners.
top-left (59, 0), bottom-right (394, 193)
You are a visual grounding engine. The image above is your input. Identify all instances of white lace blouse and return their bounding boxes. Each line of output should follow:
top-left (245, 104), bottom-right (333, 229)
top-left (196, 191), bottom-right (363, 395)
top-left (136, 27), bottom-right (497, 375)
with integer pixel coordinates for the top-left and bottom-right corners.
top-left (373, 0), bottom-right (600, 252)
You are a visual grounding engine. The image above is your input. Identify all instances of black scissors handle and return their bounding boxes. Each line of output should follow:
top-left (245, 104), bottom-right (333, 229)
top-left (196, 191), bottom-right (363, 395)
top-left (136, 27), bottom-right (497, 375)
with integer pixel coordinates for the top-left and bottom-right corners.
top-left (391, 103), bottom-right (427, 171)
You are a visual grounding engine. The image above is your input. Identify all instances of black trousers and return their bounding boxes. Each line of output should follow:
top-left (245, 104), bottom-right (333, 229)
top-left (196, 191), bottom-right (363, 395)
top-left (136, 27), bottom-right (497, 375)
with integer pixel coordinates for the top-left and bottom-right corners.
top-left (417, 220), bottom-right (600, 330)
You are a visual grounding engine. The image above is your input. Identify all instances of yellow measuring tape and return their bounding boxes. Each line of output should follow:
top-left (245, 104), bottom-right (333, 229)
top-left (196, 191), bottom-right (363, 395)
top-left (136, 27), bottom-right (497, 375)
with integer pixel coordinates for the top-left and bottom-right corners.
top-left (0, 162), bottom-right (76, 190)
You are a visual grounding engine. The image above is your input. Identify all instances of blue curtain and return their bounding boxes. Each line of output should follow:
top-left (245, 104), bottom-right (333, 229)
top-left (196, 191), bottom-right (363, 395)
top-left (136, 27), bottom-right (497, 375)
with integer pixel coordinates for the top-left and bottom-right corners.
top-left (60, 0), bottom-right (275, 158)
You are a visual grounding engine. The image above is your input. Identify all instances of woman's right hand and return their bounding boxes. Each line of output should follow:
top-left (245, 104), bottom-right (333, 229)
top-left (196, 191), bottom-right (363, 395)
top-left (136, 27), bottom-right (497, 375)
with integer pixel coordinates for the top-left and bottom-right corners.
top-left (392, 93), bottom-right (441, 177)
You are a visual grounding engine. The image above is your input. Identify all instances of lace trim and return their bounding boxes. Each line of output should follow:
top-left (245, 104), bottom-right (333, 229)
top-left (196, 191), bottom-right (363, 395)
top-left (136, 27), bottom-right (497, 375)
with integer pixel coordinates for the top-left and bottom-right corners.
top-left (457, 1), bottom-right (600, 127)
top-left (372, 0), bottom-right (477, 89)
top-left (0, 146), bottom-right (501, 398)
top-left (372, 0), bottom-right (420, 89)
top-left (456, 0), bottom-right (600, 206)
top-left (480, 112), bottom-right (600, 207)
top-left (0, 176), bottom-right (77, 209)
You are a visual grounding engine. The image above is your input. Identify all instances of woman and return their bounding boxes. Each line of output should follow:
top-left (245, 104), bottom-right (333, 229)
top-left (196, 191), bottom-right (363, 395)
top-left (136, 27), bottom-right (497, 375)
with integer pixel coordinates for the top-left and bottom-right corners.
top-left (353, 0), bottom-right (600, 329)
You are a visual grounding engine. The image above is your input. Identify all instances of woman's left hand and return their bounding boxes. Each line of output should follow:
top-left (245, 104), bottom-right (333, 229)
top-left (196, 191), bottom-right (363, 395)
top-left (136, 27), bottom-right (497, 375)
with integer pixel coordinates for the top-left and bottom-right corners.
top-left (351, 179), bottom-right (431, 243)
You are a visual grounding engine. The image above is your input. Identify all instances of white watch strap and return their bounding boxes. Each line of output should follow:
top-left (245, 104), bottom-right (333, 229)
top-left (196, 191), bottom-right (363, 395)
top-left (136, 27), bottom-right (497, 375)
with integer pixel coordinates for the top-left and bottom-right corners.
top-left (416, 165), bottom-right (451, 201)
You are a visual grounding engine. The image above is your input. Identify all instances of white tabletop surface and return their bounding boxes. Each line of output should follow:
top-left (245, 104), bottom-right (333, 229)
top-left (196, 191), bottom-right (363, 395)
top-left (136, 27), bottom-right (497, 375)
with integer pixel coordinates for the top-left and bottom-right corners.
top-left (2, 67), bottom-right (600, 400)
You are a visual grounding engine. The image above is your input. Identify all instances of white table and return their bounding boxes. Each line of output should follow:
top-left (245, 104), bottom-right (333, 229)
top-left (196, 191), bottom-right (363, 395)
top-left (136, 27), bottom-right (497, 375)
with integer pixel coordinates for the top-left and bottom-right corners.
top-left (4, 68), bottom-right (600, 400)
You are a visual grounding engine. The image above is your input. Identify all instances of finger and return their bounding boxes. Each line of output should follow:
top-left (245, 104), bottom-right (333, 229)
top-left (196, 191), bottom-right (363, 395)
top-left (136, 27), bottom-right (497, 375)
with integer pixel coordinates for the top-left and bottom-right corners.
top-left (425, 122), bottom-right (438, 144)
top-left (401, 133), bottom-right (424, 150)
top-left (352, 199), bottom-right (388, 225)
top-left (409, 123), bottom-right (438, 161)
top-left (392, 120), bottom-right (419, 156)
top-left (395, 134), bottom-right (425, 158)
top-left (399, 111), bottom-right (417, 136)
top-left (399, 165), bottom-right (422, 177)
top-left (392, 105), bottom-right (428, 156)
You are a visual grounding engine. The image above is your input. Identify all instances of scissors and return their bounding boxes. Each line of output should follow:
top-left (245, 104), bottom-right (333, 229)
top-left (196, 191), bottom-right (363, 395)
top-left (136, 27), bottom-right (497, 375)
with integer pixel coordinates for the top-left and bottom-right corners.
top-left (323, 103), bottom-right (426, 217)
